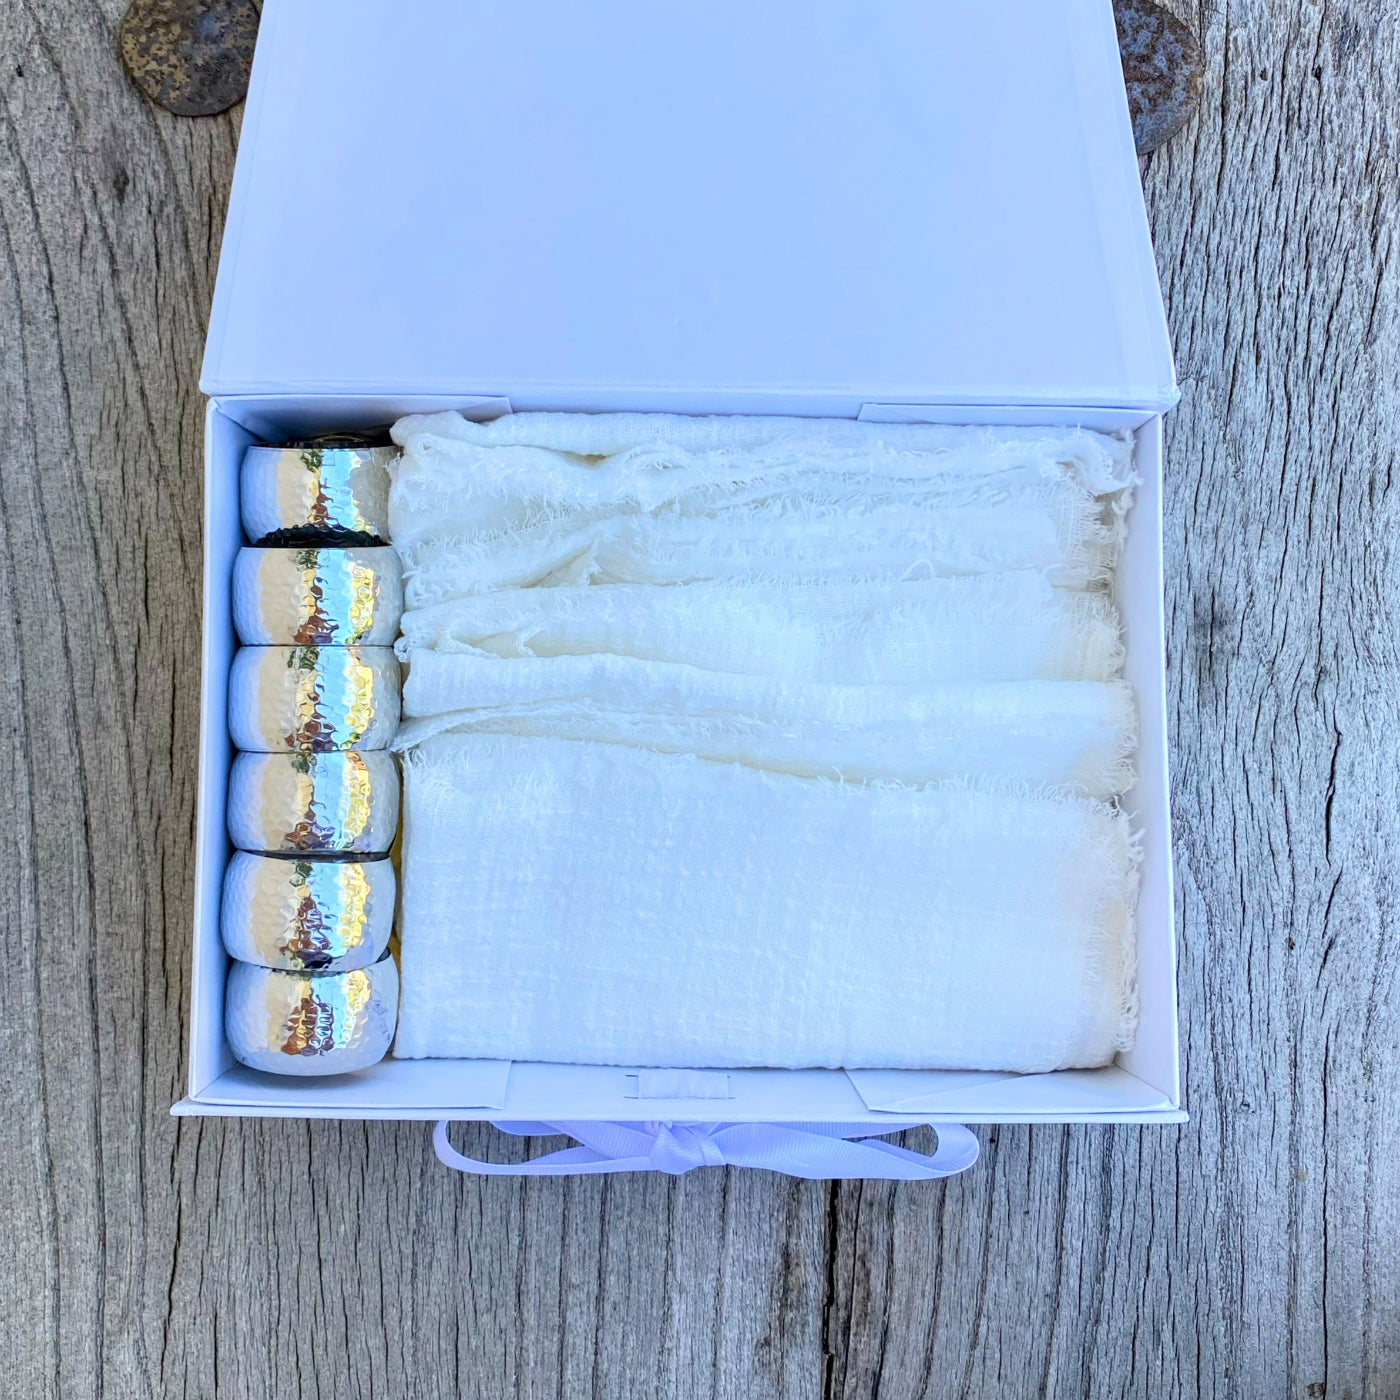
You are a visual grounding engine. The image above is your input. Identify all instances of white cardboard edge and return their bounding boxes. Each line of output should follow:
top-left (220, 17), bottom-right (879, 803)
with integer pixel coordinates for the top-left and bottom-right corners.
top-left (1116, 415), bottom-right (1181, 1105)
top-left (173, 1108), bottom-right (1189, 1126)
top-left (188, 402), bottom-right (243, 1096)
top-left (201, 376), bottom-right (1181, 414)
top-left (183, 395), bottom-right (1183, 1126)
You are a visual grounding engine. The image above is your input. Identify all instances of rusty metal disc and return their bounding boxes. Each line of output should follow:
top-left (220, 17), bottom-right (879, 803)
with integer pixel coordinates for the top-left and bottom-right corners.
top-left (119, 0), bottom-right (260, 117)
top-left (1114, 0), bottom-right (1205, 154)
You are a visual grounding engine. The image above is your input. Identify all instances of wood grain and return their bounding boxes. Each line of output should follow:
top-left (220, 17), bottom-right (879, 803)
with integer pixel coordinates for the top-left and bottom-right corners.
top-left (2, 1), bottom-right (1398, 1397)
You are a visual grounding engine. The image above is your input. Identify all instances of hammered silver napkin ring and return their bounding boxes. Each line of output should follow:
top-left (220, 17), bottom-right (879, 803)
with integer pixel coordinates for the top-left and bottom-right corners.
top-left (241, 443), bottom-right (395, 545)
top-left (228, 644), bottom-right (401, 752)
top-left (224, 954), bottom-right (399, 1076)
top-left (233, 545), bottom-right (403, 646)
top-left (228, 742), bottom-right (401, 855)
top-left (221, 851), bottom-right (395, 971)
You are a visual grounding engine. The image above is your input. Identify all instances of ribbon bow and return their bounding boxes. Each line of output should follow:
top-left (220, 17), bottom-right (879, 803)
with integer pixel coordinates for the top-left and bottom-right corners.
top-left (434, 1119), bottom-right (979, 1180)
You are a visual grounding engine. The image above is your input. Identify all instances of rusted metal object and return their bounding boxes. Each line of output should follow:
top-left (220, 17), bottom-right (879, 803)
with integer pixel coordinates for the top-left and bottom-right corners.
top-left (119, 0), bottom-right (259, 117)
top-left (1114, 0), bottom-right (1205, 154)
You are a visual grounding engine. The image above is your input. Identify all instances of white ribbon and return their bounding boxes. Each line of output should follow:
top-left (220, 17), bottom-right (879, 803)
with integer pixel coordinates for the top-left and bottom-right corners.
top-left (433, 1119), bottom-right (980, 1180)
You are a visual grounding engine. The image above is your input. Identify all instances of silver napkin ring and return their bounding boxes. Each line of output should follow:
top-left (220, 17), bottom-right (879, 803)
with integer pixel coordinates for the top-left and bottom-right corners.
top-left (227, 749), bottom-right (400, 854)
top-left (221, 850), bottom-right (395, 971)
top-left (228, 644), bottom-right (400, 752)
top-left (233, 545), bottom-right (403, 646)
top-left (241, 444), bottom-right (396, 545)
top-left (224, 954), bottom-right (399, 1076)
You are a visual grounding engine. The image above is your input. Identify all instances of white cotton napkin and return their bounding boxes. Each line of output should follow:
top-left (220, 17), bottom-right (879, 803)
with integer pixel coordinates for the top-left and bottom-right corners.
top-left (395, 490), bottom-right (1123, 597)
top-left (393, 734), bottom-right (1140, 1073)
top-left (397, 652), bottom-right (1135, 796)
top-left (392, 410), bottom-right (1137, 484)
top-left (396, 575), bottom-right (1123, 684)
top-left (389, 412), bottom-right (1135, 601)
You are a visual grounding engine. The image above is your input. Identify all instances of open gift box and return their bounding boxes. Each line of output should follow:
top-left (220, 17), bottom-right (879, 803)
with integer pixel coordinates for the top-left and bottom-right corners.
top-left (175, 0), bottom-right (1184, 1152)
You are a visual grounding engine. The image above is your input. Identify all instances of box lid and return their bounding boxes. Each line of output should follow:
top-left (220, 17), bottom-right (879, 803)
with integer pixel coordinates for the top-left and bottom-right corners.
top-left (202, 0), bottom-right (1177, 411)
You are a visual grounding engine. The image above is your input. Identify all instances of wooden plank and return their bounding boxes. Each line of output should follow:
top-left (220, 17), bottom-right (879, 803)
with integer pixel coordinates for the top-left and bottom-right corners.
top-left (0, 3), bottom-right (232, 1397)
top-left (148, 1122), bottom-right (829, 1398)
top-left (2, 1), bottom-right (1398, 1397)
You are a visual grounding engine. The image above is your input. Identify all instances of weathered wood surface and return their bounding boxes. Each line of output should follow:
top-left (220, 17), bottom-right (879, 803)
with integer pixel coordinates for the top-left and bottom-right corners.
top-left (2, 1), bottom-right (1397, 1395)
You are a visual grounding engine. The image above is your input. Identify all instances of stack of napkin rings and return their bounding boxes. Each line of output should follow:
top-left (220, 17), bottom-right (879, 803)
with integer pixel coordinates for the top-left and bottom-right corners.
top-left (223, 440), bottom-right (402, 1076)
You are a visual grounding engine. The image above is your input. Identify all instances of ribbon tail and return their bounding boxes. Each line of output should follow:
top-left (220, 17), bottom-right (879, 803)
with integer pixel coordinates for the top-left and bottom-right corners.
top-left (713, 1122), bottom-right (981, 1180)
top-left (434, 1120), bottom-right (656, 1175)
top-left (849, 1124), bottom-right (981, 1177)
top-left (435, 1119), bottom-right (694, 1175)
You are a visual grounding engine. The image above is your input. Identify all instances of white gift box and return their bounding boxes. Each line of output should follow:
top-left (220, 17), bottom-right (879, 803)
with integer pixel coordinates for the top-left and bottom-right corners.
top-left (177, 0), bottom-right (1183, 1138)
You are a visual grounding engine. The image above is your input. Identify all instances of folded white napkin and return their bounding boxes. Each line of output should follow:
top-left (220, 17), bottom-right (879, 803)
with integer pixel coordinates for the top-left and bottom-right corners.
top-left (390, 412), bottom-right (1135, 600)
top-left (397, 575), bottom-right (1123, 683)
top-left (393, 734), bottom-right (1139, 1073)
top-left (398, 652), bottom-right (1134, 795)
top-left (392, 411), bottom-right (1137, 486)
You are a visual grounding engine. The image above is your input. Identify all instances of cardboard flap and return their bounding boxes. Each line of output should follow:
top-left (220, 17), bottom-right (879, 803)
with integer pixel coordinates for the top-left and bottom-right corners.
top-left (203, 0), bottom-right (1175, 410)
top-left (178, 1059), bottom-right (513, 1112)
top-left (846, 1067), bottom-right (1176, 1116)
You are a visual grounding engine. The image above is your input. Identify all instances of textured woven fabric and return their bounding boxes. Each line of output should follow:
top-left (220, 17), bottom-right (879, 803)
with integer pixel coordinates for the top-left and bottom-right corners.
top-left (392, 411), bottom-right (1138, 481)
top-left (393, 735), bottom-right (1139, 1073)
top-left (389, 412), bottom-right (1135, 599)
top-left (397, 653), bottom-right (1135, 796)
top-left (396, 575), bottom-right (1123, 683)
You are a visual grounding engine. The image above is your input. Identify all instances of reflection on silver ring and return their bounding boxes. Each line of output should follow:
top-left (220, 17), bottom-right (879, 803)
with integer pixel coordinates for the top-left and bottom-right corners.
top-left (221, 851), bottom-right (395, 971)
top-left (233, 546), bottom-right (403, 646)
top-left (228, 645), bottom-right (400, 752)
top-left (224, 954), bottom-right (398, 1075)
top-left (241, 444), bottom-right (396, 545)
top-left (227, 748), bottom-right (400, 854)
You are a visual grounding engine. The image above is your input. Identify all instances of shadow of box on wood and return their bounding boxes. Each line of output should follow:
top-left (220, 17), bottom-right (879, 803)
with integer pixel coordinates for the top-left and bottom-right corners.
top-left (1114, 0), bottom-right (1204, 153)
top-left (118, 0), bottom-right (260, 117)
